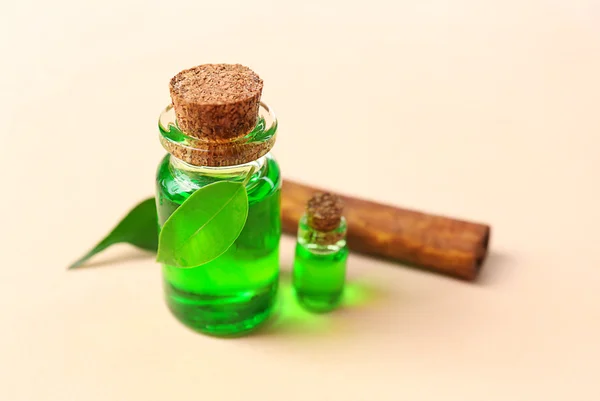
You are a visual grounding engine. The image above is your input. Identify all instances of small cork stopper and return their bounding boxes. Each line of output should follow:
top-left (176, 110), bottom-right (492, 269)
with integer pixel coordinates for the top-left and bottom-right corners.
top-left (306, 193), bottom-right (344, 232)
top-left (169, 64), bottom-right (263, 140)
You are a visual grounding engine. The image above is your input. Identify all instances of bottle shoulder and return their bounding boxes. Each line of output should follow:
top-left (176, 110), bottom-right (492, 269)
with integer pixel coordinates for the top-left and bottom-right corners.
top-left (156, 154), bottom-right (281, 204)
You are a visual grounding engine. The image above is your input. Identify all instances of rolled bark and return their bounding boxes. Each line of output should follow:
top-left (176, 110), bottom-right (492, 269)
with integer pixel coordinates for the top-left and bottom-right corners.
top-left (281, 180), bottom-right (491, 281)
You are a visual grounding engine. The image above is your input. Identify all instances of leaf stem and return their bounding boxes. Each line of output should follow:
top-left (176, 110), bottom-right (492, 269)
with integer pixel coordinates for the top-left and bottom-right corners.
top-left (242, 165), bottom-right (256, 186)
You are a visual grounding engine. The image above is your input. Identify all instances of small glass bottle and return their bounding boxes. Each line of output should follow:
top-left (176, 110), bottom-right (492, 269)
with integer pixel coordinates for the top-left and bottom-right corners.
top-left (155, 64), bottom-right (281, 336)
top-left (293, 193), bottom-right (348, 312)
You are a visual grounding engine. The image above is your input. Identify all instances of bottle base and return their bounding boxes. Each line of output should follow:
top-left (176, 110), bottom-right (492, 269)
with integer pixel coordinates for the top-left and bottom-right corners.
top-left (164, 280), bottom-right (278, 337)
top-left (296, 290), bottom-right (342, 313)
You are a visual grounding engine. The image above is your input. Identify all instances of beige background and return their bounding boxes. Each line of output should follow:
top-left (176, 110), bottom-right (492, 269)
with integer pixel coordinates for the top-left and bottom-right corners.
top-left (2, 0), bottom-right (600, 400)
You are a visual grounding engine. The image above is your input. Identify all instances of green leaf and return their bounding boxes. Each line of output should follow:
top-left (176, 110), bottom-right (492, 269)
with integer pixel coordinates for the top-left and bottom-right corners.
top-left (68, 197), bottom-right (158, 269)
top-left (156, 181), bottom-right (249, 268)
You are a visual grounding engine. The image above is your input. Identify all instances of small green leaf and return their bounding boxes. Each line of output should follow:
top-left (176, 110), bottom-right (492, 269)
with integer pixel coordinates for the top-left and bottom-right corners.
top-left (68, 197), bottom-right (158, 269)
top-left (157, 181), bottom-right (249, 268)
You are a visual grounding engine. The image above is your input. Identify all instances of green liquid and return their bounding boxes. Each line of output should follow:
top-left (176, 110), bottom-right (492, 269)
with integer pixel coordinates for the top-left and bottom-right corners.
top-left (293, 230), bottom-right (348, 313)
top-left (156, 154), bottom-right (281, 336)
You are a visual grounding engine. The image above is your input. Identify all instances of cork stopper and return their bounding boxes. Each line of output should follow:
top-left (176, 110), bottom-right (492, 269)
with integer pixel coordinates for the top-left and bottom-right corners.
top-left (306, 193), bottom-right (344, 232)
top-left (169, 64), bottom-right (263, 140)
top-left (162, 64), bottom-right (277, 167)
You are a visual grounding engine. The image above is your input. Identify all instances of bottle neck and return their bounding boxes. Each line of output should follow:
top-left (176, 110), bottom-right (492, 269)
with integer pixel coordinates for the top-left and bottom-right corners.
top-left (158, 102), bottom-right (277, 167)
top-left (297, 214), bottom-right (347, 253)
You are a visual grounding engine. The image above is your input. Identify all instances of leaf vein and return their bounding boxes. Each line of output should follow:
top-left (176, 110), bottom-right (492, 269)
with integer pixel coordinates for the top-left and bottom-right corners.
top-left (172, 184), bottom-right (245, 254)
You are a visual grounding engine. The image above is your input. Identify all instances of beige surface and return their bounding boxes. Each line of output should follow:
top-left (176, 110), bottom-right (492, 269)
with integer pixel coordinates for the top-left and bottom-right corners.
top-left (2, 0), bottom-right (600, 400)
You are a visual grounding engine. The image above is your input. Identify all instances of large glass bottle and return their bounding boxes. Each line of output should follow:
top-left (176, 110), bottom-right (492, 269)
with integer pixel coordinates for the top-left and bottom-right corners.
top-left (156, 101), bottom-right (281, 336)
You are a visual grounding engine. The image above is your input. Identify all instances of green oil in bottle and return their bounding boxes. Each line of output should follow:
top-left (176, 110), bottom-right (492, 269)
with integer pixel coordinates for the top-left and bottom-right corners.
top-left (156, 154), bottom-right (281, 336)
top-left (293, 193), bottom-right (348, 313)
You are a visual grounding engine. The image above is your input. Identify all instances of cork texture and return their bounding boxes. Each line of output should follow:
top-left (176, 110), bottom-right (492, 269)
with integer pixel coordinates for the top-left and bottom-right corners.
top-left (306, 192), bottom-right (344, 232)
top-left (169, 64), bottom-right (263, 140)
top-left (161, 135), bottom-right (275, 167)
top-left (164, 63), bottom-right (275, 167)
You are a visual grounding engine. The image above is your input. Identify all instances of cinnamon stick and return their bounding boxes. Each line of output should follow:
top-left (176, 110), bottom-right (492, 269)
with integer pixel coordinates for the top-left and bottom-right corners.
top-left (281, 180), bottom-right (491, 280)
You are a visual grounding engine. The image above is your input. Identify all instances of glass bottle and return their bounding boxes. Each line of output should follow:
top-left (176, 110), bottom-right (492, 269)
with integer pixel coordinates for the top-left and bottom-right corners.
top-left (156, 101), bottom-right (281, 336)
top-left (293, 194), bottom-right (348, 312)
